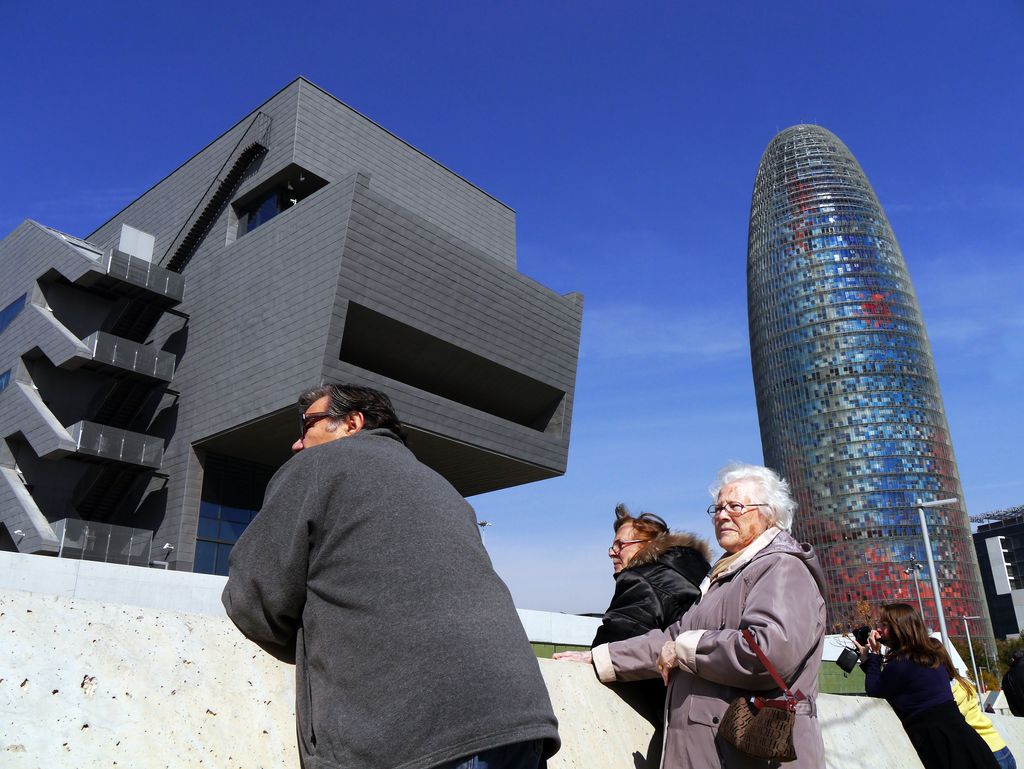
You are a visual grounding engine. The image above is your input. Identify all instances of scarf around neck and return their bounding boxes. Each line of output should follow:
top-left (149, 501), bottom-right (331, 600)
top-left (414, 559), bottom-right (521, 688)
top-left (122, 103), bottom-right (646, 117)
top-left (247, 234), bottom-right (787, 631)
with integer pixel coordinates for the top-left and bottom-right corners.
top-left (703, 526), bottom-right (782, 591)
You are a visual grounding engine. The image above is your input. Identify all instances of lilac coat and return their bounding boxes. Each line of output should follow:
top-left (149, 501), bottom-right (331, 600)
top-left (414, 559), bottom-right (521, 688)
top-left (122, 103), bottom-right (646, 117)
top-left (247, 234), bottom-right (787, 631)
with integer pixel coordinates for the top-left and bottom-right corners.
top-left (595, 529), bottom-right (826, 769)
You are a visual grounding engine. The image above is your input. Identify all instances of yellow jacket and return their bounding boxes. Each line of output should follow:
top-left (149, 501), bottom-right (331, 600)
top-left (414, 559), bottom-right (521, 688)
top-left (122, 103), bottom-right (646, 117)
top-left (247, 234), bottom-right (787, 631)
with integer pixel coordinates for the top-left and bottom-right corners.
top-left (952, 679), bottom-right (1006, 752)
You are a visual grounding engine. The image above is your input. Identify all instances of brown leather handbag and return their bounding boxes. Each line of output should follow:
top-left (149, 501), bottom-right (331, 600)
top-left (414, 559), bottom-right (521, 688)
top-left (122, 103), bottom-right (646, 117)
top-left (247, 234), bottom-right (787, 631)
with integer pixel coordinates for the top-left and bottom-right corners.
top-left (717, 628), bottom-right (806, 763)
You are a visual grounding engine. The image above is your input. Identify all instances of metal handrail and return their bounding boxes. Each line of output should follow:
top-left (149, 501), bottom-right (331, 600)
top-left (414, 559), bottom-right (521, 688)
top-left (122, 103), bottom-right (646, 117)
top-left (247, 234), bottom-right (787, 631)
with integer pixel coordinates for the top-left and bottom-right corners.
top-left (82, 332), bottom-right (174, 380)
top-left (67, 421), bottom-right (163, 468)
top-left (102, 250), bottom-right (185, 302)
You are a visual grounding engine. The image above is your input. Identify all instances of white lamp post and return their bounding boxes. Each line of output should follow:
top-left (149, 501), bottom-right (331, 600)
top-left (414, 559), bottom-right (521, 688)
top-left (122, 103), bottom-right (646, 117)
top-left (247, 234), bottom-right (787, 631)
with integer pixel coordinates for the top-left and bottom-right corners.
top-left (963, 615), bottom-right (982, 695)
top-left (916, 497), bottom-right (958, 656)
top-left (477, 520), bottom-right (493, 547)
top-left (904, 558), bottom-right (925, 617)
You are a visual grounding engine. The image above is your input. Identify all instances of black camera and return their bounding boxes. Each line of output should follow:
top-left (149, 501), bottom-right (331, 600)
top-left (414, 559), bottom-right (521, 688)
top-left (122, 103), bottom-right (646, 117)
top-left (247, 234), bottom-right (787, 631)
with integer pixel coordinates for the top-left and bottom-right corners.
top-left (836, 647), bottom-right (860, 674)
top-left (852, 625), bottom-right (871, 646)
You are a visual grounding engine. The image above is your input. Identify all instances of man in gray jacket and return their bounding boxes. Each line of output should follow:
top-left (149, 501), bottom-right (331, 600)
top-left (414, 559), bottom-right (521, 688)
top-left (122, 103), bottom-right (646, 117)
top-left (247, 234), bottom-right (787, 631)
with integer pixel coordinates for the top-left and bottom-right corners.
top-left (223, 383), bottom-right (559, 769)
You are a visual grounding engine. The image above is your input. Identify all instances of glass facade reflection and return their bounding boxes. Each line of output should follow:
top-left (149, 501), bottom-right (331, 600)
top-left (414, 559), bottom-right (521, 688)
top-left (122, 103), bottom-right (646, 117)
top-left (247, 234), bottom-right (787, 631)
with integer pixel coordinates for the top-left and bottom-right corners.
top-left (747, 125), bottom-right (990, 641)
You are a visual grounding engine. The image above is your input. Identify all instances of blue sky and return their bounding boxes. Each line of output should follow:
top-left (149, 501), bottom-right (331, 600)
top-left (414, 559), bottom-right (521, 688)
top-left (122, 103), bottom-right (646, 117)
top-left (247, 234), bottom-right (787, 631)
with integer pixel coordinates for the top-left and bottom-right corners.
top-left (3, 2), bottom-right (1022, 613)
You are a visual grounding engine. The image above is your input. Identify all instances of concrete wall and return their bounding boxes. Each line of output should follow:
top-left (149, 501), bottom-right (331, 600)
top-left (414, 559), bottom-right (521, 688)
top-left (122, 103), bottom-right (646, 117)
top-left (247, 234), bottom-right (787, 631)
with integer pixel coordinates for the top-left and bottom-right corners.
top-left (8, 585), bottom-right (1024, 768)
top-left (1, 588), bottom-right (297, 767)
top-left (0, 551), bottom-right (601, 645)
top-left (0, 551), bottom-right (228, 616)
top-left (6, 552), bottom-right (1024, 768)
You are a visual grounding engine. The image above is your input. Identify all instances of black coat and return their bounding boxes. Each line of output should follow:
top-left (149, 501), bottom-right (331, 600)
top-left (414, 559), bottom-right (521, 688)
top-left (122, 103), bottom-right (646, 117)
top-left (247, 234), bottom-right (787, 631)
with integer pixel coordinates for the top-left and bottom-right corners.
top-left (590, 532), bottom-right (711, 742)
top-left (1002, 660), bottom-right (1024, 716)
top-left (592, 533), bottom-right (711, 647)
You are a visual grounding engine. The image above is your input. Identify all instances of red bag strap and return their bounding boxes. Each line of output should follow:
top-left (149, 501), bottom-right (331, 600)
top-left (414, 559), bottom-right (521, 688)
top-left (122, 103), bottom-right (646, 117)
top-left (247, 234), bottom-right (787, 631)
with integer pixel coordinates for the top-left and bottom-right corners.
top-left (741, 628), bottom-right (802, 702)
top-left (753, 695), bottom-right (797, 713)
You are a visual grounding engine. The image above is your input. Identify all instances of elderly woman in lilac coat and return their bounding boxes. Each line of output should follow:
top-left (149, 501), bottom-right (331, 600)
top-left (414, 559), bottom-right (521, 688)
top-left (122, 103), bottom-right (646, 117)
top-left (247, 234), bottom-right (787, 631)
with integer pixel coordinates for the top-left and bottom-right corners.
top-left (557, 463), bottom-right (826, 768)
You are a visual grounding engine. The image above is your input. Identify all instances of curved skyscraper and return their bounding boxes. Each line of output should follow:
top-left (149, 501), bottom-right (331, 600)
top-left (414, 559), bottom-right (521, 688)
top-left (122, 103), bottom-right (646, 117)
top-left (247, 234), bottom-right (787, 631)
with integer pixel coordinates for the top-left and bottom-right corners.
top-left (747, 125), bottom-right (989, 641)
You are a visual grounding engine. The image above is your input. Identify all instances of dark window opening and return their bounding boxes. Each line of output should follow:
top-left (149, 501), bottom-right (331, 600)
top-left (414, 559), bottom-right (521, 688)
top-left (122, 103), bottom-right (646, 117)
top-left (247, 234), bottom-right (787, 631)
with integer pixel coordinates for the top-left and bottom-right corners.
top-left (233, 164), bottom-right (327, 237)
top-left (195, 453), bottom-right (276, 576)
top-left (0, 293), bottom-right (27, 336)
top-left (340, 302), bottom-right (565, 431)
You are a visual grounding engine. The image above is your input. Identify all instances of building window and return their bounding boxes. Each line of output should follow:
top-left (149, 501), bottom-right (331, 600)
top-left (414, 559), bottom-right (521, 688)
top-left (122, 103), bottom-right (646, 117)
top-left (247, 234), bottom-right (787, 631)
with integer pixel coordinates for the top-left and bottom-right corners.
top-left (195, 453), bottom-right (276, 576)
top-left (233, 164), bottom-right (327, 237)
top-left (0, 294), bottom-right (27, 335)
top-left (239, 188), bottom-right (290, 234)
top-left (0, 369), bottom-right (10, 393)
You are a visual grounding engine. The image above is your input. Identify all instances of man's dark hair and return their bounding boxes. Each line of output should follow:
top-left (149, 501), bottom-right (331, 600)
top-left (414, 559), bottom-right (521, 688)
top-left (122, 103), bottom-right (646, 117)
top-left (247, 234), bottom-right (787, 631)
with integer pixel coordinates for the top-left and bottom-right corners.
top-left (299, 383), bottom-right (406, 443)
top-left (1013, 650), bottom-right (1024, 665)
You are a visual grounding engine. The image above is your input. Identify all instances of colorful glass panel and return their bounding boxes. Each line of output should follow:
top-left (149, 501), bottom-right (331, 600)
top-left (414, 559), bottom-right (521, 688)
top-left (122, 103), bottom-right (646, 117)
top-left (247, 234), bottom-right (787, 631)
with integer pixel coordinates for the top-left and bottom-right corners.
top-left (747, 125), bottom-right (990, 642)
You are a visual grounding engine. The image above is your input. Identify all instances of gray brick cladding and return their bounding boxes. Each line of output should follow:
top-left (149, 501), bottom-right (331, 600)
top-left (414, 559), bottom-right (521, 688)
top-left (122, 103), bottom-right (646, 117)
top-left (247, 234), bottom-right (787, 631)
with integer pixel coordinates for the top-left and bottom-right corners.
top-left (0, 78), bottom-right (581, 572)
top-left (89, 79), bottom-right (516, 268)
top-left (325, 175), bottom-right (580, 470)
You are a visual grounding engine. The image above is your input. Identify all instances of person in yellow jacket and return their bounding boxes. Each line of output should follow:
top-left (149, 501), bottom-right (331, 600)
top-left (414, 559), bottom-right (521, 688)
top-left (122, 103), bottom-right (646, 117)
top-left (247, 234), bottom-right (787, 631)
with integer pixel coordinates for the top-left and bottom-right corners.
top-left (952, 676), bottom-right (1016, 769)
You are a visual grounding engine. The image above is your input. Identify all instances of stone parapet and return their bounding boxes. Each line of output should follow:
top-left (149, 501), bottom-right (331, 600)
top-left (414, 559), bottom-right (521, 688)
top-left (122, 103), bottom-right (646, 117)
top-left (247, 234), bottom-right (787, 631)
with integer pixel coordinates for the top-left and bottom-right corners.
top-left (6, 588), bottom-right (1024, 767)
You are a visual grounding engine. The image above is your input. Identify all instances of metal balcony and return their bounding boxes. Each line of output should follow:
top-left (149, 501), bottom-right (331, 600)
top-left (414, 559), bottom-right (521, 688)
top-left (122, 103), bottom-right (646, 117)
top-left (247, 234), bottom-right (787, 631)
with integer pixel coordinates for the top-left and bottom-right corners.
top-left (80, 332), bottom-right (175, 381)
top-left (92, 250), bottom-right (185, 306)
top-left (53, 517), bottom-right (153, 566)
top-left (66, 421), bottom-right (163, 469)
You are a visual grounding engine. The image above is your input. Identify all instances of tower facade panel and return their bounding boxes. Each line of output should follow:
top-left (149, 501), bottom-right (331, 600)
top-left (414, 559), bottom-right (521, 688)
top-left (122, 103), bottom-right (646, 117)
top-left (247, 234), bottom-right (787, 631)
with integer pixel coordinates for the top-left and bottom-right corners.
top-left (747, 125), bottom-right (989, 641)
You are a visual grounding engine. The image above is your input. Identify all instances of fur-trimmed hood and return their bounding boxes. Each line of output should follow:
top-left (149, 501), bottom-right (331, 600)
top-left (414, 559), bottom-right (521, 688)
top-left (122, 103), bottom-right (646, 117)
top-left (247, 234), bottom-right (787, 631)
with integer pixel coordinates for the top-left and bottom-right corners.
top-left (626, 531), bottom-right (712, 569)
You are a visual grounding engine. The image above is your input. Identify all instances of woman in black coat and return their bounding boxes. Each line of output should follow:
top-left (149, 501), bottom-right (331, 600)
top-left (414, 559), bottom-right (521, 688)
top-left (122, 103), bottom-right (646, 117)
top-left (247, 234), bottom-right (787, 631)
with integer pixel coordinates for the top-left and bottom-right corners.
top-left (593, 505), bottom-right (711, 647)
top-left (591, 504), bottom-right (711, 741)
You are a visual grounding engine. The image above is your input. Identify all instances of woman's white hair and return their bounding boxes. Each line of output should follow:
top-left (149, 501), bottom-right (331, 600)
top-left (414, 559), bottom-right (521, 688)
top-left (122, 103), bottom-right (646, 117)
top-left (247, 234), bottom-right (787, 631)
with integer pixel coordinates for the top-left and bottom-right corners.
top-left (709, 462), bottom-right (797, 532)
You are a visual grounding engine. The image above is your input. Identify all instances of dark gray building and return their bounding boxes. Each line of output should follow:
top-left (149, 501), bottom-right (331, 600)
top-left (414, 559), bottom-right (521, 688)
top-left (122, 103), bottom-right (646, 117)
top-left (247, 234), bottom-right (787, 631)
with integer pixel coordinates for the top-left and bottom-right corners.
top-left (0, 78), bottom-right (582, 574)
top-left (973, 507), bottom-right (1024, 638)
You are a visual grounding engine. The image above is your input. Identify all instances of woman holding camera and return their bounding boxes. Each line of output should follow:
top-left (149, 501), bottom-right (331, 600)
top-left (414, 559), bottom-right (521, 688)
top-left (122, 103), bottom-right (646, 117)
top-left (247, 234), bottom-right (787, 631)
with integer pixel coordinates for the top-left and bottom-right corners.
top-left (854, 603), bottom-right (998, 769)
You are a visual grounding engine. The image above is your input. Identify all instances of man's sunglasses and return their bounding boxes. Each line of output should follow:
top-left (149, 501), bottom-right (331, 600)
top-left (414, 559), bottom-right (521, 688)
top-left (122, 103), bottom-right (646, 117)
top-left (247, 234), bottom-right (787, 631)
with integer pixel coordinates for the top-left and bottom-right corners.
top-left (299, 411), bottom-right (333, 438)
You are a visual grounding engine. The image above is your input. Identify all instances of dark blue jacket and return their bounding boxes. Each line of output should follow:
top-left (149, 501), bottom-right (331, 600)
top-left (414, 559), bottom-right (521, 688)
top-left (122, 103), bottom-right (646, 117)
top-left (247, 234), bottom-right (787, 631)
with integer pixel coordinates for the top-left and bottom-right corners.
top-left (862, 652), bottom-right (953, 719)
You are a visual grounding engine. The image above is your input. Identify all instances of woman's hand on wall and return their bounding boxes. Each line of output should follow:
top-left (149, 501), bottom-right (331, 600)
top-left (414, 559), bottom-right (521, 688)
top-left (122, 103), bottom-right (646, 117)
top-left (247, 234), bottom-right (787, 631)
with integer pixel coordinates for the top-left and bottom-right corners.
top-left (553, 650), bottom-right (593, 664)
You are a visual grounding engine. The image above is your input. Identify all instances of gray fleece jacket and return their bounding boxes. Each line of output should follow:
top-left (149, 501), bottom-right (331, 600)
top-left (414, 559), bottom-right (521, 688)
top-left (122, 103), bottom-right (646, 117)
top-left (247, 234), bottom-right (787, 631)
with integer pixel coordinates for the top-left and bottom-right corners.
top-left (222, 428), bottom-right (559, 769)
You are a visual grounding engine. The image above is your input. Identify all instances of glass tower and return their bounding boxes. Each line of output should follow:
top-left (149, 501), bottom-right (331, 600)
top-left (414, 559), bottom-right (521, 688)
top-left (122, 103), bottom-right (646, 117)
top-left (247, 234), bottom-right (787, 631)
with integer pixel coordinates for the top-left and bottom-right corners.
top-left (747, 124), bottom-right (990, 641)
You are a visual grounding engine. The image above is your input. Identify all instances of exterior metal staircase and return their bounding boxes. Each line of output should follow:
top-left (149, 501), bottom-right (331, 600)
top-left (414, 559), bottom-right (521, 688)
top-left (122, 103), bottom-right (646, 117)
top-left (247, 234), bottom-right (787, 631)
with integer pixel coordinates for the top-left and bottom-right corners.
top-left (163, 111), bottom-right (272, 272)
top-left (105, 301), bottom-right (167, 343)
top-left (64, 115), bottom-right (272, 524)
top-left (73, 466), bottom-right (146, 522)
top-left (9, 113), bottom-right (273, 535)
top-left (91, 378), bottom-right (158, 429)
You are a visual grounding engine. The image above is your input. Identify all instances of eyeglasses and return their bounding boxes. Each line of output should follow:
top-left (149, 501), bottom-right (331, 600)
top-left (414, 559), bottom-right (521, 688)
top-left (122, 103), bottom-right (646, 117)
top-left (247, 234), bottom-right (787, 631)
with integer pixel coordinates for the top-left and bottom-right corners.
top-left (706, 501), bottom-right (769, 518)
top-left (609, 538), bottom-right (645, 554)
top-left (299, 411), bottom-right (333, 438)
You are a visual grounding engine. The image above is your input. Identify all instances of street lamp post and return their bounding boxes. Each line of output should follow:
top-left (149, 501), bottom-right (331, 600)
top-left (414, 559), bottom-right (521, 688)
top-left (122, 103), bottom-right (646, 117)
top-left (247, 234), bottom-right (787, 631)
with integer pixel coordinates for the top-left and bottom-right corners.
top-left (963, 615), bottom-right (982, 695)
top-left (477, 520), bottom-right (493, 547)
top-left (904, 558), bottom-right (925, 618)
top-left (917, 497), bottom-right (958, 656)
